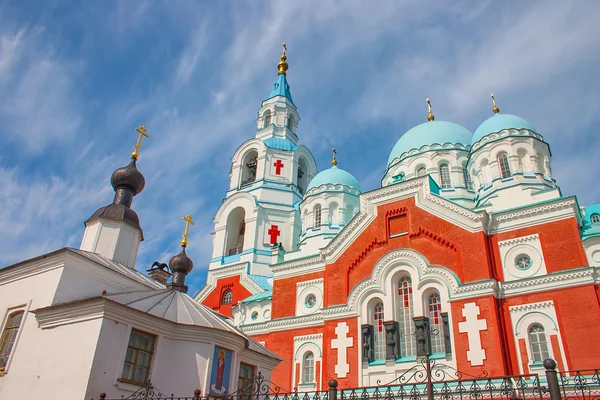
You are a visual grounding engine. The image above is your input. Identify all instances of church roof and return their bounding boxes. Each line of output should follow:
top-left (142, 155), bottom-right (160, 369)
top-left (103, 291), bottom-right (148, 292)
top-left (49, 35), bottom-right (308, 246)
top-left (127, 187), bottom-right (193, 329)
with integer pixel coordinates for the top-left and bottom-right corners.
top-left (239, 289), bottom-right (272, 304)
top-left (104, 289), bottom-right (280, 359)
top-left (306, 166), bottom-right (361, 193)
top-left (472, 113), bottom-right (536, 144)
top-left (263, 137), bottom-right (297, 151)
top-left (387, 121), bottom-right (472, 167)
top-left (581, 204), bottom-right (600, 239)
top-left (265, 73), bottom-right (294, 104)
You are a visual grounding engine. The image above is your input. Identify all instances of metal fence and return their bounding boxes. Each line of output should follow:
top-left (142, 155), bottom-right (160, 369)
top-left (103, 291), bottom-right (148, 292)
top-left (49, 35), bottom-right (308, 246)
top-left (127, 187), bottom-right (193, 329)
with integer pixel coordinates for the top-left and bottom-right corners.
top-left (92, 359), bottom-right (600, 400)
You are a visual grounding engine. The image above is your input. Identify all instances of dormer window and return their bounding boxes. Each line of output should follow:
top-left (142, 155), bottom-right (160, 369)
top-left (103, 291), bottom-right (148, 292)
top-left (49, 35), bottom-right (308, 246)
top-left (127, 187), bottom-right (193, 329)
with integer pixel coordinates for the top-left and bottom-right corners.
top-left (263, 111), bottom-right (272, 128)
top-left (591, 213), bottom-right (600, 224)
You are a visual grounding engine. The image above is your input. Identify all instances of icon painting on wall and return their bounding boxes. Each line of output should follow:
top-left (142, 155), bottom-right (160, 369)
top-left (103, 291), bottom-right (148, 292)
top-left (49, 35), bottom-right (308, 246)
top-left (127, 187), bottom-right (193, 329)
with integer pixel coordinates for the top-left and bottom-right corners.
top-left (209, 346), bottom-right (232, 396)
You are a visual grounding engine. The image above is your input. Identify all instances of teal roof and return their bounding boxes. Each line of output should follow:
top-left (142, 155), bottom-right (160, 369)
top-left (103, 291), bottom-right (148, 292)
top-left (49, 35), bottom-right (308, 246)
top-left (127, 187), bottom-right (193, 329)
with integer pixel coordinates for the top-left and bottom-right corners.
top-left (247, 274), bottom-right (272, 290)
top-left (265, 73), bottom-right (293, 103)
top-left (240, 290), bottom-right (273, 304)
top-left (581, 204), bottom-right (600, 239)
top-left (472, 113), bottom-right (536, 144)
top-left (264, 137), bottom-right (297, 151)
top-left (387, 121), bottom-right (472, 166)
top-left (306, 165), bottom-right (361, 193)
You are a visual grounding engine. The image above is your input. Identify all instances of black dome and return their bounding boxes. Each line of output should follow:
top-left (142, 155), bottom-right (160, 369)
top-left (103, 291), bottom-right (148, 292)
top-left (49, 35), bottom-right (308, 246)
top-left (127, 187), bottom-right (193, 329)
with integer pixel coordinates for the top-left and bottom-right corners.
top-left (111, 159), bottom-right (145, 195)
top-left (169, 247), bottom-right (193, 275)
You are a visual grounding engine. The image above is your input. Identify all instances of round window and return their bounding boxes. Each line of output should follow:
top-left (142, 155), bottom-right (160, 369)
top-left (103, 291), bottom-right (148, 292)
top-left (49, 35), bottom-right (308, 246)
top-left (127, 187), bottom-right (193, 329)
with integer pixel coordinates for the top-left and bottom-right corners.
top-left (515, 254), bottom-right (532, 270)
top-left (251, 311), bottom-right (258, 320)
top-left (305, 294), bottom-right (317, 308)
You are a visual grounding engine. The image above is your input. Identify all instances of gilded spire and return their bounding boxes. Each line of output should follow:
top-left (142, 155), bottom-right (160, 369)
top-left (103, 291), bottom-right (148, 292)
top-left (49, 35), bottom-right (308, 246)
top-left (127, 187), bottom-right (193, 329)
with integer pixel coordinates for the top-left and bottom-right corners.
top-left (181, 213), bottom-right (194, 247)
top-left (332, 148), bottom-right (337, 166)
top-left (491, 93), bottom-right (500, 114)
top-left (277, 43), bottom-right (289, 75)
top-left (426, 98), bottom-right (435, 121)
top-left (131, 125), bottom-right (149, 160)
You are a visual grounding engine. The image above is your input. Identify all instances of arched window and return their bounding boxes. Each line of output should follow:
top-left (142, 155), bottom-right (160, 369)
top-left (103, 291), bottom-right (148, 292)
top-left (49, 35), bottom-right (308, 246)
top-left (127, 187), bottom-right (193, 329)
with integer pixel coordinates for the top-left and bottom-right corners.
top-left (263, 111), bottom-right (272, 127)
top-left (463, 168), bottom-right (473, 190)
top-left (591, 214), bottom-right (600, 224)
top-left (222, 290), bottom-right (233, 305)
top-left (427, 292), bottom-right (444, 354)
top-left (397, 277), bottom-right (416, 357)
top-left (498, 153), bottom-right (512, 179)
top-left (528, 324), bottom-right (550, 362)
top-left (439, 164), bottom-right (451, 189)
top-left (0, 311), bottom-right (24, 370)
top-left (240, 150), bottom-right (258, 186)
top-left (371, 301), bottom-right (386, 360)
top-left (225, 207), bottom-right (246, 256)
top-left (287, 114), bottom-right (295, 129)
top-left (302, 351), bottom-right (314, 383)
top-left (329, 203), bottom-right (338, 225)
top-left (313, 204), bottom-right (322, 228)
top-left (417, 167), bottom-right (427, 177)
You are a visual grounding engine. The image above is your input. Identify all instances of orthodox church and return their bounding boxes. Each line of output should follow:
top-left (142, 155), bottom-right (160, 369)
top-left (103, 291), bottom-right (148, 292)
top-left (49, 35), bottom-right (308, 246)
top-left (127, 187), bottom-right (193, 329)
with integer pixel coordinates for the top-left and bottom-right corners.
top-left (1, 44), bottom-right (600, 400)
top-left (195, 46), bottom-right (600, 389)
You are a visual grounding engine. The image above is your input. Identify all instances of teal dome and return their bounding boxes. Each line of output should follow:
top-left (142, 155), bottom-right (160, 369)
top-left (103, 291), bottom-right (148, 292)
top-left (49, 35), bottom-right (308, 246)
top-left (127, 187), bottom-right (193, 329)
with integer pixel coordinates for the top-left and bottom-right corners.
top-left (472, 113), bottom-right (536, 145)
top-left (387, 121), bottom-right (472, 166)
top-left (306, 166), bottom-right (361, 193)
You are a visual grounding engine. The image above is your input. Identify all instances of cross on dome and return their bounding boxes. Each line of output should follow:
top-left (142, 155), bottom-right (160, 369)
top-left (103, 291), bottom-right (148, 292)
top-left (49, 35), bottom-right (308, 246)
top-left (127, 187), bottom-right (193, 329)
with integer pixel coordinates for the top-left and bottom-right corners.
top-left (132, 125), bottom-right (149, 160)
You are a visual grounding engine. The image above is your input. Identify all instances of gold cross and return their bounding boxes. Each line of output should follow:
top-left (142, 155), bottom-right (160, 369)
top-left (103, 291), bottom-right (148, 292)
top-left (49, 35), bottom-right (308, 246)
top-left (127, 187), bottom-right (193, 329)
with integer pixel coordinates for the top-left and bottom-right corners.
top-left (426, 98), bottom-right (435, 121)
top-left (181, 213), bottom-right (194, 247)
top-left (332, 148), bottom-right (337, 166)
top-left (491, 93), bottom-right (499, 114)
top-left (282, 42), bottom-right (287, 55)
top-left (132, 125), bottom-right (149, 160)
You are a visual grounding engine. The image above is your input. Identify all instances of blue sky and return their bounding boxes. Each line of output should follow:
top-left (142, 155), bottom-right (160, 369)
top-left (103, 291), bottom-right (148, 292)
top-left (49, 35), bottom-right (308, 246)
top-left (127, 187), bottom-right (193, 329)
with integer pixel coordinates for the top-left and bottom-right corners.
top-left (1, 1), bottom-right (600, 294)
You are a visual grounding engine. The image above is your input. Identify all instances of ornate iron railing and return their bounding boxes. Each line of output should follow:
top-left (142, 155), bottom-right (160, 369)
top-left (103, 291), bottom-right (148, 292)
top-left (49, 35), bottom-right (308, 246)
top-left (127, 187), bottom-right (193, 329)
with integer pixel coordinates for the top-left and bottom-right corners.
top-left (557, 368), bottom-right (600, 400)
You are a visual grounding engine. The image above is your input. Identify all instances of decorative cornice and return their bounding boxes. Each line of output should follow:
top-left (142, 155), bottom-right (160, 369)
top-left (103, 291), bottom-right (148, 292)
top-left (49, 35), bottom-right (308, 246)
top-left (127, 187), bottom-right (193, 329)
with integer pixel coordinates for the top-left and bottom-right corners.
top-left (470, 129), bottom-right (543, 153)
top-left (271, 255), bottom-right (323, 276)
top-left (387, 143), bottom-right (471, 169)
top-left (293, 333), bottom-right (323, 343)
top-left (498, 233), bottom-right (540, 248)
top-left (500, 267), bottom-right (596, 297)
top-left (214, 192), bottom-right (258, 224)
top-left (296, 278), bottom-right (324, 289)
top-left (509, 300), bottom-right (554, 313)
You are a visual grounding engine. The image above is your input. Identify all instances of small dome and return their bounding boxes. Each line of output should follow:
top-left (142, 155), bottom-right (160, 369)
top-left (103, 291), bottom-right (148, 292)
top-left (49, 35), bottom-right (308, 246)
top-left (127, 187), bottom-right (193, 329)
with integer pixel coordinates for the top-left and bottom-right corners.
top-left (472, 113), bottom-right (536, 145)
top-left (387, 121), bottom-right (472, 166)
top-left (111, 159), bottom-right (145, 195)
top-left (169, 247), bottom-right (193, 275)
top-left (306, 166), bottom-right (361, 193)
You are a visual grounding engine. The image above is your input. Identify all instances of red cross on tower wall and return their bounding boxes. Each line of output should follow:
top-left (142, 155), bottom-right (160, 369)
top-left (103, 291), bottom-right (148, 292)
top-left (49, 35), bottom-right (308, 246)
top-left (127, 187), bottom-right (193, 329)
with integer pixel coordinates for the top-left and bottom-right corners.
top-left (273, 159), bottom-right (284, 175)
top-left (267, 225), bottom-right (281, 245)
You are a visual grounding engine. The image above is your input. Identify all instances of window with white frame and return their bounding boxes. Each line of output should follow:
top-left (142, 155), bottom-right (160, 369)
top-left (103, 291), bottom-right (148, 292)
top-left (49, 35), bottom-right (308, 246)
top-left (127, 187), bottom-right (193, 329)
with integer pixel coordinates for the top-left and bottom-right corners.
top-left (302, 351), bottom-right (314, 383)
top-left (396, 277), bottom-right (416, 357)
top-left (417, 167), bottom-right (427, 177)
top-left (263, 111), bottom-right (272, 127)
top-left (528, 324), bottom-right (550, 362)
top-left (0, 310), bottom-right (24, 371)
top-left (591, 213), bottom-right (600, 224)
top-left (463, 167), bottom-right (473, 190)
top-left (439, 164), bottom-right (451, 189)
top-left (427, 292), bottom-right (445, 354)
top-left (313, 204), bottom-right (322, 228)
top-left (222, 289), bottom-right (233, 305)
top-left (371, 301), bottom-right (386, 360)
top-left (121, 329), bottom-right (156, 385)
top-left (498, 153), bottom-right (512, 179)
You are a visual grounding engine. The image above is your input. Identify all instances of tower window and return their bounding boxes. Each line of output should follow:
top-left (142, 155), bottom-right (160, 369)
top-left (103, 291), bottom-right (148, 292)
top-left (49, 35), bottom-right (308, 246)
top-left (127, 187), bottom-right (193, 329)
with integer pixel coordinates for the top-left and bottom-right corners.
top-left (302, 351), bottom-right (314, 383)
top-left (417, 167), bottom-right (427, 177)
top-left (222, 290), bottom-right (233, 305)
top-left (372, 301), bottom-right (385, 360)
top-left (427, 292), bottom-right (444, 354)
top-left (313, 204), bottom-right (322, 228)
top-left (121, 329), bottom-right (156, 385)
top-left (591, 213), bottom-right (600, 224)
top-left (463, 168), bottom-right (473, 190)
top-left (528, 324), bottom-right (550, 362)
top-left (397, 277), bottom-right (416, 357)
top-left (439, 164), bottom-right (451, 189)
top-left (498, 153), bottom-right (512, 179)
top-left (263, 111), bottom-right (272, 128)
top-left (287, 114), bottom-right (295, 129)
top-left (0, 310), bottom-right (24, 371)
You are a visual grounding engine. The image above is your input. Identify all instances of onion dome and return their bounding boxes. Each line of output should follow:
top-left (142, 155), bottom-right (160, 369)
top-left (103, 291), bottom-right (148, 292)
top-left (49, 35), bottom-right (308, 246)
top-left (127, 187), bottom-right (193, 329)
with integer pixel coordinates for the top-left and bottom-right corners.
top-left (472, 113), bottom-right (537, 145)
top-left (306, 166), bottom-right (361, 193)
top-left (169, 247), bottom-right (194, 277)
top-left (111, 159), bottom-right (145, 196)
top-left (167, 214), bottom-right (195, 293)
top-left (387, 121), bottom-right (473, 167)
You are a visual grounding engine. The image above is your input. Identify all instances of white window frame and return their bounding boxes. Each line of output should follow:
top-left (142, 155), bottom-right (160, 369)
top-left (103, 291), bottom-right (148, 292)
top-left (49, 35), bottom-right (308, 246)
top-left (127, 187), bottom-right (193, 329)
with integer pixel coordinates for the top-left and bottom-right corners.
top-left (528, 324), bottom-right (550, 363)
top-left (222, 290), bottom-right (233, 305)
top-left (396, 277), bottom-right (416, 358)
top-left (313, 204), bottom-right (322, 228)
top-left (439, 164), bottom-right (451, 189)
top-left (498, 153), bottom-right (512, 179)
top-left (302, 351), bottom-right (315, 383)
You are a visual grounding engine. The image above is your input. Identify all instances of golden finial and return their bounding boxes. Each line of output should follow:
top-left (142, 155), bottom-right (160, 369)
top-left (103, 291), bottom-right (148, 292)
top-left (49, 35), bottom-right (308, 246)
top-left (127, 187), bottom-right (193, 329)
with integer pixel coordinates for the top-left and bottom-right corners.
top-left (491, 93), bottom-right (500, 114)
top-left (132, 125), bottom-right (149, 160)
top-left (277, 42), bottom-right (289, 75)
top-left (181, 214), bottom-right (194, 247)
top-left (332, 148), bottom-right (337, 166)
top-left (426, 98), bottom-right (435, 121)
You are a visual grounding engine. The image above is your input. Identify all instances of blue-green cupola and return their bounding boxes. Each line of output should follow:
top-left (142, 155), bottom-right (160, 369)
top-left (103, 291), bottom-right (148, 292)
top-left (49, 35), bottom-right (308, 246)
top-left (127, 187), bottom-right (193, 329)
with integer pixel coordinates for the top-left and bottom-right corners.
top-left (306, 150), bottom-right (361, 195)
top-left (256, 44), bottom-right (299, 145)
top-left (472, 113), bottom-right (536, 145)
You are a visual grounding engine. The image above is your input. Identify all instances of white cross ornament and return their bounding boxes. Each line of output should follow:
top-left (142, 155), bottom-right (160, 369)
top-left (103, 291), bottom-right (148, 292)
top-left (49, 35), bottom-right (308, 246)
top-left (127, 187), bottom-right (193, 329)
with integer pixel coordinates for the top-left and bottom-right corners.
top-left (458, 302), bottom-right (488, 366)
top-left (331, 322), bottom-right (353, 378)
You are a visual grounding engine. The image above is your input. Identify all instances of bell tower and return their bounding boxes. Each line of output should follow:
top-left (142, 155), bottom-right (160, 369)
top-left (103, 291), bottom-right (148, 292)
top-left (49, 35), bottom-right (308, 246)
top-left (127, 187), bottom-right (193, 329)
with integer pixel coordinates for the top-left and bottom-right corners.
top-left (195, 45), bottom-right (318, 315)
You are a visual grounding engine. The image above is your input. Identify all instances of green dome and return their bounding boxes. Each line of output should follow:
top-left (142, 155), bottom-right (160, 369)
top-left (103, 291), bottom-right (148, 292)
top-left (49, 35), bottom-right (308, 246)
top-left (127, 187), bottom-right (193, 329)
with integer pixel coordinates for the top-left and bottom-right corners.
top-left (306, 166), bottom-right (361, 193)
top-left (387, 121), bottom-right (472, 167)
top-left (472, 113), bottom-right (536, 144)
